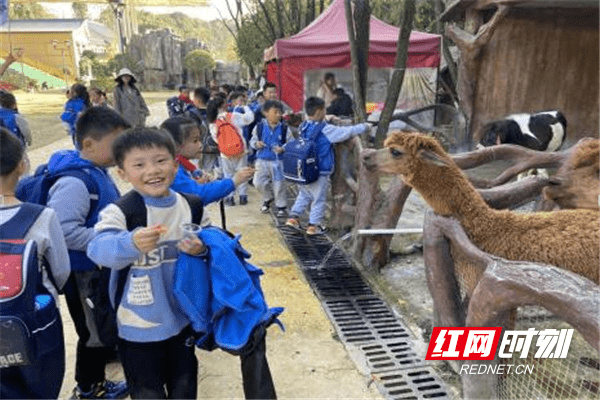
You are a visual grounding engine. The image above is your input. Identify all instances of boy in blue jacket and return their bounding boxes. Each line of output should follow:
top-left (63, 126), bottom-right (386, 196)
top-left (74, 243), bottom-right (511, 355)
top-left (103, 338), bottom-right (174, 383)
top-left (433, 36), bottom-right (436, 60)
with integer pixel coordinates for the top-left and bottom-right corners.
top-left (160, 115), bottom-right (254, 225)
top-left (87, 128), bottom-right (207, 399)
top-left (250, 100), bottom-right (288, 216)
top-left (61, 83), bottom-right (90, 147)
top-left (286, 97), bottom-right (371, 235)
top-left (46, 106), bottom-right (130, 399)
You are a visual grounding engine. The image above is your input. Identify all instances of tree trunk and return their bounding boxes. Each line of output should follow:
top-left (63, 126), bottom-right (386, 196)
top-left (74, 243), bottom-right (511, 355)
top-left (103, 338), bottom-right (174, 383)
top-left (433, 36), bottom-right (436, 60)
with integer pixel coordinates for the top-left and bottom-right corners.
top-left (345, 0), bottom-right (369, 122)
top-left (373, 0), bottom-right (415, 147)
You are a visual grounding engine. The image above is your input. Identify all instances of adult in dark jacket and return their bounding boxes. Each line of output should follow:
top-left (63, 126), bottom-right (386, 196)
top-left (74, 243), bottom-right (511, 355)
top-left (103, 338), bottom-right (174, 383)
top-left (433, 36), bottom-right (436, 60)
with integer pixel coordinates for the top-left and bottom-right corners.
top-left (326, 88), bottom-right (354, 118)
top-left (113, 68), bottom-right (149, 127)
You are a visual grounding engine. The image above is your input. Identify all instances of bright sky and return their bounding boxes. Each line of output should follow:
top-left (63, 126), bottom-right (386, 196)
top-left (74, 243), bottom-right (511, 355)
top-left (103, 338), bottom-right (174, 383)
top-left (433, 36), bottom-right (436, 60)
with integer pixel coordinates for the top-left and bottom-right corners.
top-left (40, 1), bottom-right (232, 21)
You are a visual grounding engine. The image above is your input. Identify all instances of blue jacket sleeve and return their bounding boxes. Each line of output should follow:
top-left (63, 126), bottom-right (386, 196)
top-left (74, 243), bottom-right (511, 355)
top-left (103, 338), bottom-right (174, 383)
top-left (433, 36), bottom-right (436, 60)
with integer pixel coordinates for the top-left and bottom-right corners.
top-left (171, 166), bottom-right (235, 205)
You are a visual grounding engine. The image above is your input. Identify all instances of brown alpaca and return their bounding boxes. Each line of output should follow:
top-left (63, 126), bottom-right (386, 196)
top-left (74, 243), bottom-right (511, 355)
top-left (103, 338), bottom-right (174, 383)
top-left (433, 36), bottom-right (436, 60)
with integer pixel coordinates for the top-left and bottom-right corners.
top-left (366, 132), bottom-right (599, 290)
top-left (543, 138), bottom-right (599, 210)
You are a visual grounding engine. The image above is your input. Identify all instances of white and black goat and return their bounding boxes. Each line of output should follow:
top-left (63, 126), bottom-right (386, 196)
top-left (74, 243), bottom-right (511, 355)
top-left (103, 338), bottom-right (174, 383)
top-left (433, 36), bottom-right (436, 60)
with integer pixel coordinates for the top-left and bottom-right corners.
top-left (478, 110), bottom-right (567, 178)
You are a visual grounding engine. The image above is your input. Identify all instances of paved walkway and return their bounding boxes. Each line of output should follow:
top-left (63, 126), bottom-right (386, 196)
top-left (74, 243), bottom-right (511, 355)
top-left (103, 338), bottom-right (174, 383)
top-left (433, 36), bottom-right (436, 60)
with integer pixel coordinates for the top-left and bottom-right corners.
top-left (27, 103), bottom-right (382, 399)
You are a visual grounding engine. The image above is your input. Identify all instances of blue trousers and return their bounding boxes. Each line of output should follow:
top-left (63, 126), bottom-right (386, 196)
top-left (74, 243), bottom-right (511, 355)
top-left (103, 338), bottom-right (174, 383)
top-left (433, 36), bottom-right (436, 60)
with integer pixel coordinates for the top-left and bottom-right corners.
top-left (290, 175), bottom-right (330, 226)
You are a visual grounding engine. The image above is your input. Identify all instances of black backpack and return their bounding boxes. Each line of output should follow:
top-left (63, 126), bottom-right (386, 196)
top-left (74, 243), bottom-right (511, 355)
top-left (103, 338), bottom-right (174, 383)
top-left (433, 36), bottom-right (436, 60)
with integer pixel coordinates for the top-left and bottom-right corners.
top-left (166, 96), bottom-right (186, 117)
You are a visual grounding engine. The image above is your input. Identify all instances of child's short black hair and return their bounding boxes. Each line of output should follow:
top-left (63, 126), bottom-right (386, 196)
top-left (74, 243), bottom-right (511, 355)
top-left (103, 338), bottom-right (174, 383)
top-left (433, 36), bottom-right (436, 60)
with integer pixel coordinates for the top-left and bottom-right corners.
top-left (75, 106), bottom-right (131, 146)
top-left (160, 116), bottom-right (199, 146)
top-left (229, 91), bottom-right (245, 102)
top-left (0, 128), bottom-right (24, 176)
top-left (193, 87), bottom-right (210, 105)
top-left (262, 100), bottom-right (283, 113)
top-left (263, 82), bottom-right (276, 92)
top-left (113, 127), bottom-right (176, 169)
top-left (0, 90), bottom-right (16, 109)
top-left (333, 88), bottom-right (346, 96)
top-left (304, 96), bottom-right (325, 117)
top-left (206, 96), bottom-right (226, 123)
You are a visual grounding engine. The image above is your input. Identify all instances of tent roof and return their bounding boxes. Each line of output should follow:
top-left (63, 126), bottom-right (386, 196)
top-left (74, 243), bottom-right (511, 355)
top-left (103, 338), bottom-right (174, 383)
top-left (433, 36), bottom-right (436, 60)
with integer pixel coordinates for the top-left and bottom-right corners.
top-left (265, 0), bottom-right (440, 61)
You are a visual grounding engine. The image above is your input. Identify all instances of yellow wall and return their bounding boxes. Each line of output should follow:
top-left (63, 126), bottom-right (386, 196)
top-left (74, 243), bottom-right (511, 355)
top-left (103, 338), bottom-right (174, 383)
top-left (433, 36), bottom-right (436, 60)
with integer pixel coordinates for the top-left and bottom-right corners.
top-left (0, 32), bottom-right (77, 82)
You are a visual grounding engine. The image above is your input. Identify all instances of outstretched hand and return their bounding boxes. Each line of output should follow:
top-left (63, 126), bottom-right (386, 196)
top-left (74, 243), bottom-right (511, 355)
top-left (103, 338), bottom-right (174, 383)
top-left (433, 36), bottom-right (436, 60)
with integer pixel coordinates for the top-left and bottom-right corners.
top-left (233, 166), bottom-right (255, 186)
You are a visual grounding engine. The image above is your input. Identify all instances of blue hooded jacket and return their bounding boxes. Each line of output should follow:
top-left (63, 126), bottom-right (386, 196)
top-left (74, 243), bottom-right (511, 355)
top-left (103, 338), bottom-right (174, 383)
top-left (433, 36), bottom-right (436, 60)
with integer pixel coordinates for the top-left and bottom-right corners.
top-left (0, 107), bottom-right (24, 144)
top-left (61, 97), bottom-right (87, 137)
top-left (47, 150), bottom-right (120, 270)
top-left (173, 227), bottom-right (284, 353)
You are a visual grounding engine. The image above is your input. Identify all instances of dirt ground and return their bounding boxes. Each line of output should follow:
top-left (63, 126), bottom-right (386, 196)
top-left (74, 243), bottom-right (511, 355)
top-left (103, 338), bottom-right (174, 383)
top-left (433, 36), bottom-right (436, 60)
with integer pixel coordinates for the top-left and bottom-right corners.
top-left (25, 99), bottom-right (384, 399)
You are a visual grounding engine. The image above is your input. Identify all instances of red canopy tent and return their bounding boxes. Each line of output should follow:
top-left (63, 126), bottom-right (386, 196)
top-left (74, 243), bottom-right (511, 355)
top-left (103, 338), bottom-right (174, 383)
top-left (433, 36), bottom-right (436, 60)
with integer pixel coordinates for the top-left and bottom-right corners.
top-left (263, 0), bottom-right (442, 112)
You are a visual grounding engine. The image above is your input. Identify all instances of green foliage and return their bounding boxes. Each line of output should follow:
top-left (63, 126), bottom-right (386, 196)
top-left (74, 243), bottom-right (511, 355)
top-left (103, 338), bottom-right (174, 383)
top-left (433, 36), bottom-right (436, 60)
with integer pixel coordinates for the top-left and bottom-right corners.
top-left (72, 2), bottom-right (88, 19)
top-left (184, 49), bottom-right (215, 71)
top-left (369, 0), bottom-right (437, 32)
top-left (107, 53), bottom-right (142, 77)
top-left (235, 16), bottom-right (272, 70)
top-left (9, 3), bottom-right (53, 19)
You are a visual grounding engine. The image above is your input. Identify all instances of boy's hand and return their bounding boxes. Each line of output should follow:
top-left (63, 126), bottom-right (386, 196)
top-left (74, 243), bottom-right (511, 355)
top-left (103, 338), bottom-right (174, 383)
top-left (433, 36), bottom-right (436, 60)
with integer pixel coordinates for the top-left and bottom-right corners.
top-left (177, 237), bottom-right (206, 256)
top-left (256, 141), bottom-right (265, 149)
top-left (133, 224), bottom-right (167, 253)
top-left (273, 146), bottom-right (284, 154)
top-left (233, 166), bottom-right (255, 186)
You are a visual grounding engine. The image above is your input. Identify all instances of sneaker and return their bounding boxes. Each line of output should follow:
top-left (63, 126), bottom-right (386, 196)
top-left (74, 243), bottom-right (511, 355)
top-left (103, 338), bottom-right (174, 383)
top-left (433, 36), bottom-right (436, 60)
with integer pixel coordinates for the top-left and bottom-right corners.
top-left (225, 197), bottom-right (235, 206)
top-left (285, 217), bottom-right (300, 229)
top-left (275, 207), bottom-right (287, 218)
top-left (306, 225), bottom-right (327, 235)
top-left (260, 200), bottom-right (272, 213)
top-left (70, 380), bottom-right (129, 399)
top-left (239, 195), bottom-right (248, 205)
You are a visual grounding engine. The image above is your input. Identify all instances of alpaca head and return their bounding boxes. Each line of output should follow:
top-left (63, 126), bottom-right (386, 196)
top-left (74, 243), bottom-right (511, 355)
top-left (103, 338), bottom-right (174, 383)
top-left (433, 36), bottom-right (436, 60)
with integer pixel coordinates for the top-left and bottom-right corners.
top-left (543, 138), bottom-right (599, 210)
top-left (364, 132), bottom-right (463, 215)
top-left (365, 131), bottom-right (453, 182)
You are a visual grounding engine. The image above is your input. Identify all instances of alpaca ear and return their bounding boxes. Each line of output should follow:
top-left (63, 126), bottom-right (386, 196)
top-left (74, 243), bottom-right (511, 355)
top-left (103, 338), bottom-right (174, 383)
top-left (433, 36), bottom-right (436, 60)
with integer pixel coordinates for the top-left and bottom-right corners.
top-left (418, 149), bottom-right (450, 167)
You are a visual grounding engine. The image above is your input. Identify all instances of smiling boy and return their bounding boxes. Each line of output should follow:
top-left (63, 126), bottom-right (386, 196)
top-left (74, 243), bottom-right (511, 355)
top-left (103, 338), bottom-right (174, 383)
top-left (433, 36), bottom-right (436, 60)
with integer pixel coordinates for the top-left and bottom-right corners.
top-left (87, 128), bottom-right (205, 399)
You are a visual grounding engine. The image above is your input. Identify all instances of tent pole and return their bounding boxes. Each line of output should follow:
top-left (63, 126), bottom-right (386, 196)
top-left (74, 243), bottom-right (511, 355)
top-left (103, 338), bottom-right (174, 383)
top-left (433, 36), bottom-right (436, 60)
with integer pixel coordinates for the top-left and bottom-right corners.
top-left (277, 58), bottom-right (282, 102)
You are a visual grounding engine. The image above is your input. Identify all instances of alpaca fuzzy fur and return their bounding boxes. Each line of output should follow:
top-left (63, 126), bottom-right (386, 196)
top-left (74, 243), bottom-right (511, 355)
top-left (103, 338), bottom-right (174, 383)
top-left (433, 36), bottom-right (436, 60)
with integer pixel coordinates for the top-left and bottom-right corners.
top-left (373, 132), bottom-right (599, 287)
top-left (543, 138), bottom-right (599, 210)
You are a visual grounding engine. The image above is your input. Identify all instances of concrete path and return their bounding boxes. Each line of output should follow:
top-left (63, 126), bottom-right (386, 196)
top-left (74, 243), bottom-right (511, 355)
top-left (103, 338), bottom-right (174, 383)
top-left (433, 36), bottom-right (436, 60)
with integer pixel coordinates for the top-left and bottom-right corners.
top-left (26, 102), bottom-right (383, 399)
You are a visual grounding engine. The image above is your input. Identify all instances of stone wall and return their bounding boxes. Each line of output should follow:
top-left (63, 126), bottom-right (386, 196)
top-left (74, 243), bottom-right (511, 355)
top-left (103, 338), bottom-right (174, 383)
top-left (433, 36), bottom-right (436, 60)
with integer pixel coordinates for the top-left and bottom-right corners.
top-left (127, 29), bottom-right (206, 91)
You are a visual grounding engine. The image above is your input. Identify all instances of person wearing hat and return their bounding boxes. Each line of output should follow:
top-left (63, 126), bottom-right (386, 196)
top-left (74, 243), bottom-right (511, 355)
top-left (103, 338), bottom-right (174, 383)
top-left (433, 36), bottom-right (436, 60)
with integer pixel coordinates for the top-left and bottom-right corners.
top-left (113, 68), bottom-right (149, 128)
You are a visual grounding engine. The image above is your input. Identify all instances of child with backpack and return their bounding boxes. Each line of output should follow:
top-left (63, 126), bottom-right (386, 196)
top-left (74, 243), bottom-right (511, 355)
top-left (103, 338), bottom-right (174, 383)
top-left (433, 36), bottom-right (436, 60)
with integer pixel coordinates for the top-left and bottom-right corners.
top-left (160, 115), bottom-right (254, 221)
top-left (86, 128), bottom-right (207, 399)
top-left (285, 97), bottom-right (372, 235)
top-left (87, 127), bottom-right (279, 400)
top-left (0, 90), bottom-right (31, 148)
top-left (0, 129), bottom-right (71, 399)
top-left (250, 100), bottom-right (289, 216)
top-left (185, 87), bottom-right (221, 175)
top-left (61, 83), bottom-right (91, 146)
top-left (17, 106), bottom-right (131, 399)
top-left (207, 92), bottom-right (254, 206)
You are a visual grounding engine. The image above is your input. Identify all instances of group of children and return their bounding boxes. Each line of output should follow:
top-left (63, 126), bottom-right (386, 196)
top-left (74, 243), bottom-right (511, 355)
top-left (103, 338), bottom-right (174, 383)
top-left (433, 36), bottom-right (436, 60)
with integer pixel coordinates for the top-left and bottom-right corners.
top-left (0, 80), bottom-right (372, 399)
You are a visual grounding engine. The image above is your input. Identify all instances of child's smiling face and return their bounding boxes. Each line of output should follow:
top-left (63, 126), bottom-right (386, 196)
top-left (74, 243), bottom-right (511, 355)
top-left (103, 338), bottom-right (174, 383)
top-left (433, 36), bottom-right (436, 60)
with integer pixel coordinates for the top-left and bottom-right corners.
top-left (117, 145), bottom-right (178, 198)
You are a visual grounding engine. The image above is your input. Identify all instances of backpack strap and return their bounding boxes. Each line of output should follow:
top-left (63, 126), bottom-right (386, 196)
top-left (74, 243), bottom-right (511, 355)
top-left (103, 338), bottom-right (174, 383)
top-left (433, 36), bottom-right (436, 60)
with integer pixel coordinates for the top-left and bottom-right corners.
top-left (281, 123), bottom-right (288, 144)
top-left (180, 192), bottom-right (204, 225)
top-left (0, 203), bottom-right (45, 239)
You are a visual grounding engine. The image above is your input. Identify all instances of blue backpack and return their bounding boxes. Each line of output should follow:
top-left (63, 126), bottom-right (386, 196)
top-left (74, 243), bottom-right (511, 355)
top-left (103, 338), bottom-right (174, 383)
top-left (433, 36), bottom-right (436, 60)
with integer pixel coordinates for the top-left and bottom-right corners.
top-left (0, 108), bottom-right (25, 145)
top-left (15, 162), bottom-right (99, 215)
top-left (282, 121), bottom-right (326, 184)
top-left (0, 203), bottom-right (61, 369)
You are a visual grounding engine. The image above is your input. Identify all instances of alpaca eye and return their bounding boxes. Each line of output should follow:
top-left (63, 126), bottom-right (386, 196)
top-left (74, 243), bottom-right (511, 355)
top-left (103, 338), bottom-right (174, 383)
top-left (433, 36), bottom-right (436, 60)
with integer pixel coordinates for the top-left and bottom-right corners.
top-left (390, 148), bottom-right (404, 157)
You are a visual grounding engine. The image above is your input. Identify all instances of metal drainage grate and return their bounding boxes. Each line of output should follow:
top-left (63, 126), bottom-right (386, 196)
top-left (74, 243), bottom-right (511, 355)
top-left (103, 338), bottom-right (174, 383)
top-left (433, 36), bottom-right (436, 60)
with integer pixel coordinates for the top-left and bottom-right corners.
top-left (321, 296), bottom-right (412, 344)
top-left (305, 267), bottom-right (373, 297)
top-left (273, 209), bottom-right (451, 400)
top-left (373, 368), bottom-right (450, 400)
top-left (360, 340), bottom-right (428, 373)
